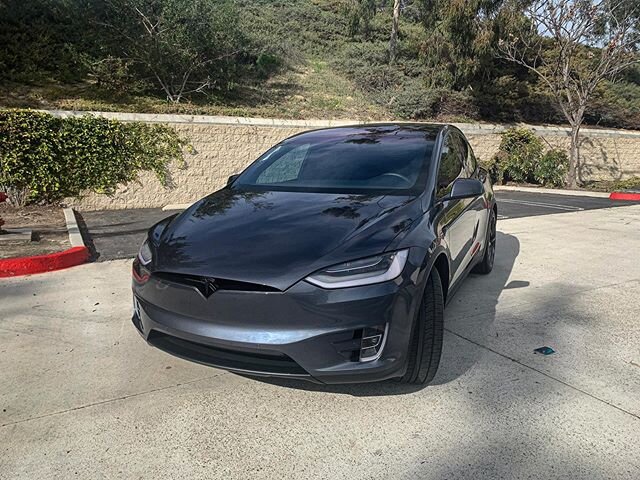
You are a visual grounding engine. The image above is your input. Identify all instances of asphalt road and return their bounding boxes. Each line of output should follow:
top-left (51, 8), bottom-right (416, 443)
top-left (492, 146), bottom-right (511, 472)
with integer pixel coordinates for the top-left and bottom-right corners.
top-left (3, 202), bottom-right (640, 479)
top-left (78, 190), bottom-right (639, 261)
top-left (78, 208), bottom-right (172, 261)
top-left (495, 190), bottom-right (636, 219)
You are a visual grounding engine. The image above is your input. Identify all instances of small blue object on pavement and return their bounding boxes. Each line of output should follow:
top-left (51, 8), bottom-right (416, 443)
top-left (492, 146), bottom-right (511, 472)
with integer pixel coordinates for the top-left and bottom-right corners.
top-left (534, 346), bottom-right (555, 355)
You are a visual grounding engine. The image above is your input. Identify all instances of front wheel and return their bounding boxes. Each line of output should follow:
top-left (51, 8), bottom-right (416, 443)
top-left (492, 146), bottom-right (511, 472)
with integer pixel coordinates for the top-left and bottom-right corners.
top-left (400, 267), bottom-right (444, 385)
top-left (473, 209), bottom-right (496, 275)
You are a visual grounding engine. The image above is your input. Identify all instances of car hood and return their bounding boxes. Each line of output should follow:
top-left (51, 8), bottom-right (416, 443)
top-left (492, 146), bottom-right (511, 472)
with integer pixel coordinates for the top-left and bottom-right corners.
top-left (153, 188), bottom-right (421, 290)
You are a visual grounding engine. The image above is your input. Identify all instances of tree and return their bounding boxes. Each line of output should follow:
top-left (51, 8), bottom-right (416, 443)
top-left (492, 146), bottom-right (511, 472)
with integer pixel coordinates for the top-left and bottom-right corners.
top-left (0, 191), bottom-right (5, 231)
top-left (346, 0), bottom-right (378, 38)
top-left (389, 0), bottom-right (402, 63)
top-left (417, 0), bottom-right (505, 89)
top-left (95, 0), bottom-right (246, 103)
top-left (498, 0), bottom-right (640, 187)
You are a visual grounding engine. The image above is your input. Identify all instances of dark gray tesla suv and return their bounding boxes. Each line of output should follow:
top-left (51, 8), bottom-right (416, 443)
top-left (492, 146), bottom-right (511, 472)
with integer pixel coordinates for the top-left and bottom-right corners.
top-left (132, 124), bottom-right (497, 385)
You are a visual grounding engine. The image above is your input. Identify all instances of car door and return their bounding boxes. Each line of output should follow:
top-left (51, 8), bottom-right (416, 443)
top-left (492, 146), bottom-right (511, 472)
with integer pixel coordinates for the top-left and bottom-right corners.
top-left (435, 131), bottom-right (480, 285)
top-left (464, 137), bottom-right (490, 257)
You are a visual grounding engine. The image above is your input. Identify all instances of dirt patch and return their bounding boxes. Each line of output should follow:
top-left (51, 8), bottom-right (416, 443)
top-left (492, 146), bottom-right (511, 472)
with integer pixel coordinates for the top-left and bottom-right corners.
top-left (0, 205), bottom-right (70, 259)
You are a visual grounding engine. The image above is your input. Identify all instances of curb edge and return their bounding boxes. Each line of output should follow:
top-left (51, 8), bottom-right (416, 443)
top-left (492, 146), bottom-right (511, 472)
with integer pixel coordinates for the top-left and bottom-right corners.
top-left (0, 208), bottom-right (89, 278)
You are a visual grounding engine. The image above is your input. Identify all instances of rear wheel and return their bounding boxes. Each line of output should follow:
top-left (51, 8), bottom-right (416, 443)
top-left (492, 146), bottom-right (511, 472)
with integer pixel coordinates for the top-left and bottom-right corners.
top-left (400, 267), bottom-right (444, 385)
top-left (473, 209), bottom-right (496, 275)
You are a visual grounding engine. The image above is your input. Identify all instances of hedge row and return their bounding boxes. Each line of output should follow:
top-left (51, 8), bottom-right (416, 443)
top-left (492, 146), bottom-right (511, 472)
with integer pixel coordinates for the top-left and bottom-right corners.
top-left (0, 110), bottom-right (184, 206)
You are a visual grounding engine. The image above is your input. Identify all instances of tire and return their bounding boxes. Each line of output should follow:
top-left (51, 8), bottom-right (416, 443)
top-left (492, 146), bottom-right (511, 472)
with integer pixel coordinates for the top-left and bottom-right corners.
top-left (400, 267), bottom-right (444, 385)
top-left (473, 208), bottom-right (496, 275)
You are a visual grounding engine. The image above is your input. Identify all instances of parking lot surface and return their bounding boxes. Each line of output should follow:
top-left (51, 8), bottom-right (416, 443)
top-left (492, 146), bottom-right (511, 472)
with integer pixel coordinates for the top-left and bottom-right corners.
top-left (494, 190), bottom-right (636, 219)
top-left (2, 201), bottom-right (640, 479)
top-left (78, 208), bottom-right (171, 261)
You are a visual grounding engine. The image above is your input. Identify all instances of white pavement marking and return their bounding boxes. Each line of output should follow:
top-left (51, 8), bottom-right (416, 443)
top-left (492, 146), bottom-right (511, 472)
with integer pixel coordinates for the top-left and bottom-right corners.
top-left (498, 198), bottom-right (584, 211)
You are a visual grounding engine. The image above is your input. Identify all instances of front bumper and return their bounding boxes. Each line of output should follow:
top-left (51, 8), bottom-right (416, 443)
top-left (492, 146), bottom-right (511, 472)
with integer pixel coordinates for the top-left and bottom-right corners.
top-left (132, 251), bottom-right (427, 384)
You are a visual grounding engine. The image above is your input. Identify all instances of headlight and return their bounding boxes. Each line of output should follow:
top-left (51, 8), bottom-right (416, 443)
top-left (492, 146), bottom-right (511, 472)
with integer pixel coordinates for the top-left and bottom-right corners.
top-left (305, 249), bottom-right (409, 289)
top-left (138, 238), bottom-right (153, 266)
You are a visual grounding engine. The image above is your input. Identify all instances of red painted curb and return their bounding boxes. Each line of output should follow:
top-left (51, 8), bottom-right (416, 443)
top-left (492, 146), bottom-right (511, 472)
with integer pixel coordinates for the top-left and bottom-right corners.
top-left (609, 191), bottom-right (640, 201)
top-left (0, 246), bottom-right (90, 278)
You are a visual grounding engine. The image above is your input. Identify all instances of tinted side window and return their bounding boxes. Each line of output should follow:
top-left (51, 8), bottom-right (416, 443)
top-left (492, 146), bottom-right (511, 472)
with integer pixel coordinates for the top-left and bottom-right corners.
top-left (437, 133), bottom-right (464, 198)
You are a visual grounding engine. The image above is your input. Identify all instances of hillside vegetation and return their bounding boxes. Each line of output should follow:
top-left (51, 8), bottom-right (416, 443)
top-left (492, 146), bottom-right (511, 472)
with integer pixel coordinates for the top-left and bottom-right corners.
top-left (1, 0), bottom-right (639, 129)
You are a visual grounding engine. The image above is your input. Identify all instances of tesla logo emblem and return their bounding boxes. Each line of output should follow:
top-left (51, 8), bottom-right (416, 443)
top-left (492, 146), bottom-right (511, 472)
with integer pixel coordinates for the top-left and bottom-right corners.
top-left (197, 278), bottom-right (219, 298)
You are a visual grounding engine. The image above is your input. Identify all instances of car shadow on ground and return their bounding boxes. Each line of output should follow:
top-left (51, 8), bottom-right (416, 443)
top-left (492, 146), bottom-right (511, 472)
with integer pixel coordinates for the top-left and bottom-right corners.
top-left (242, 231), bottom-right (522, 396)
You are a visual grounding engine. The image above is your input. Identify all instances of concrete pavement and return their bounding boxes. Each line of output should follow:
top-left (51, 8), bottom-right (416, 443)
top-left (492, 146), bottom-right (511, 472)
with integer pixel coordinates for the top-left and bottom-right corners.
top-left (1, 204), bottom-right (639, 479)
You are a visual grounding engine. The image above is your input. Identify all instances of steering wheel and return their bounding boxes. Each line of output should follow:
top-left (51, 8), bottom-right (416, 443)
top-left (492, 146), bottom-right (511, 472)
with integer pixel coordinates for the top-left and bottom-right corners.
top-left (378, 172), bottom-right (412, 186)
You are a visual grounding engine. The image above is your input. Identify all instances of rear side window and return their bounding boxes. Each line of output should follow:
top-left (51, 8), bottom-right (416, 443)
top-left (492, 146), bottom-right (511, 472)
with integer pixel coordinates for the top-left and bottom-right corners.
top-left (436, 133), bottom-right (464, 198)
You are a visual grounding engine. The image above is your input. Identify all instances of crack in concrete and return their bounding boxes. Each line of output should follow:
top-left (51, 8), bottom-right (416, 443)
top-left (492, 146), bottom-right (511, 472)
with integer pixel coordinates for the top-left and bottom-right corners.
top-left (0, 372), bottom-right (228, 429)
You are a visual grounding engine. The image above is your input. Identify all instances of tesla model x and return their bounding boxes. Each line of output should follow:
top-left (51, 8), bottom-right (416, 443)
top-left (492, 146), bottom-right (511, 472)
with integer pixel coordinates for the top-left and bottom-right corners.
top-left (132, 124), bottom-right (497, 384)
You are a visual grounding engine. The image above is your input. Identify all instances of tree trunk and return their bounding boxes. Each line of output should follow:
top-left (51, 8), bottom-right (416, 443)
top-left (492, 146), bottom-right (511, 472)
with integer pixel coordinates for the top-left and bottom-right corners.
top-left (567, 122), bottom-right (580, 188)
top-left (389, 0), bottom-right (401, 64)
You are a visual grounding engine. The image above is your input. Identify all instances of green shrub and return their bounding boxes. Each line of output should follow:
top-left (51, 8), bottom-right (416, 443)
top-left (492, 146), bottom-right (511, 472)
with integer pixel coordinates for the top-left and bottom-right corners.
top-left (88, 56), bottom-right (150, 95)
top-left (611, 176), bottom-right (640, 191)
top-left (383, 80), bottom-right (436, 118)
top-left (334, 42), bottom-right (393, 92)
top-left (0, 109), bottom-right (184, 206)
top-left (489, 127), bottom-right (544, 184)
top-left (584, 176), bottom-right (640, 192)
top-left (485, 128), bottom-right (571, 187)
top-left (255, 53), bottom-right (282, 78)
top-left (535, 149), bottom-right (568, 187)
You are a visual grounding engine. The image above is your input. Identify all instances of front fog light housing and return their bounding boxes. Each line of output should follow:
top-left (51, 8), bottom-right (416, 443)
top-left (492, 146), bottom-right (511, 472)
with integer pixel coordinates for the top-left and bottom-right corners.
top-left (360, 324), bottom-right (388, 362)
top-left (305, 249), bottom-right (409, 289)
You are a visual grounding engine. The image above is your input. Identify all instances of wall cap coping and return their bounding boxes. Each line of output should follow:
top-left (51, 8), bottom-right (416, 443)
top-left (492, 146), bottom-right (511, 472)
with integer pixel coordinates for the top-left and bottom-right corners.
top-left (41, 109), bottom-right (640, 138)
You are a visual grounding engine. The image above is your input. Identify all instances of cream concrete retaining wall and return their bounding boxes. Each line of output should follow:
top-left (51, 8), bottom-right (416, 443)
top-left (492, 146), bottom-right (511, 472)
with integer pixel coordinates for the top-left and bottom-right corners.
top-left (52, 110), bottom-right (640, 210)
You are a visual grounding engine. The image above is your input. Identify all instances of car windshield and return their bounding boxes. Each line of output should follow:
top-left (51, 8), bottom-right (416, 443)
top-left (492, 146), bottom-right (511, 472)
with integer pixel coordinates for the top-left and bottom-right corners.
top-left (233, 126), bottom-right (437, 195)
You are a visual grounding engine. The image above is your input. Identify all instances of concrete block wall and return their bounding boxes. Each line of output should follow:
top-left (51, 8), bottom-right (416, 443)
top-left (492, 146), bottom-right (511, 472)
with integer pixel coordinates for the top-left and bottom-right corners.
top-left (53, 111), bottom-right (640, 210)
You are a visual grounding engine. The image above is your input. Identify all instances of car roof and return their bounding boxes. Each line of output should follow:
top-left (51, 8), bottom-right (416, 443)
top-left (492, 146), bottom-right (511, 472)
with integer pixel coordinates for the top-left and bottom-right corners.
top-left (283, 123), bottom-right (447, 143)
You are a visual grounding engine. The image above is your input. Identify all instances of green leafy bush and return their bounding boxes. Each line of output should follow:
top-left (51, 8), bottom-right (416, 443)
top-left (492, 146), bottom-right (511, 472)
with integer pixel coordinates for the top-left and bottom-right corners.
top-left (485, 127), bottom-right (570, 187)
top-left (383, 84), bottom-right (476, 120)
top-left (88, 56), bottom-right (149, 95)
top-left (488, 127), bottom-right (544, 184)
top-left (535, 149), bottom-right (569, 187)
top-left (0, 110), bottom-right (184, 206)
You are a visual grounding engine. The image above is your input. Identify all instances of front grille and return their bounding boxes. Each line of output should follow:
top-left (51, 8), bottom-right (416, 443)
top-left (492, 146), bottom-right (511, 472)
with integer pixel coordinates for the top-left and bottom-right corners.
top-left (148, 331), bottom-right (308, 375)
top-left (152, 271), bottom-right (280, 296)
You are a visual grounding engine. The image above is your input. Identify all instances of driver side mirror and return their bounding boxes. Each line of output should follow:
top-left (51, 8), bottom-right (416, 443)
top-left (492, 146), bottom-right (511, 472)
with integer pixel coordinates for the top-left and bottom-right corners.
top-left (227, 174), bottom-right (240, 186)
top-left (441, 178), bottom-right (484, 202)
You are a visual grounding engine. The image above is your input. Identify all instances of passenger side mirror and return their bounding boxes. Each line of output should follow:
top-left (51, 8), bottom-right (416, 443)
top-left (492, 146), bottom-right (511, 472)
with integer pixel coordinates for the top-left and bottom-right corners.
top-left (227, 174), bottom-right (240, 186)
top-left (442, 178), bottom-right (484, 202)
